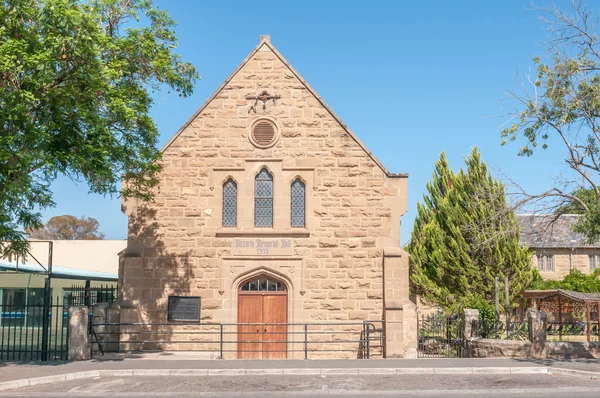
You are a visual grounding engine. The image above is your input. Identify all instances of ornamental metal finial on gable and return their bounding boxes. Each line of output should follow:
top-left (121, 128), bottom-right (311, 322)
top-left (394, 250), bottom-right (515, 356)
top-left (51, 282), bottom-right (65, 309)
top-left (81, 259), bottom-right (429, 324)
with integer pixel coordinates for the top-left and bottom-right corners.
top-left (246, 91), bottom-right (281, 113)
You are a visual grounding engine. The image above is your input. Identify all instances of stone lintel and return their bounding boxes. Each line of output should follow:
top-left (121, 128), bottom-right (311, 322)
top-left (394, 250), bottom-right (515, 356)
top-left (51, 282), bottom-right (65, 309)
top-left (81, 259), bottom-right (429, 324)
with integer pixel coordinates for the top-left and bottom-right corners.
top-left (383, 247), bottom-right (409, 258)
top-left (216, 229), bottom-right (310, 238)
top-left (222, 256), bottom-right (301, 261)
top-left (119, 299), bottom-right (139, 309)
top-left (384, 300), bottom-right (406, 310)
top-left (123, 247), bottom-right (142, 258)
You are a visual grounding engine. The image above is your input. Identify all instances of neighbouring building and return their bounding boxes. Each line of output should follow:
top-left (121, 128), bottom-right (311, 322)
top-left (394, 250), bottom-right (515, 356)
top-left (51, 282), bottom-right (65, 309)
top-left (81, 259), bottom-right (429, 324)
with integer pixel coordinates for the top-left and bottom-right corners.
top-left (518, 214), bottom-right (600, 281)
top-left (117, 35), bottom-right (416, 359)
top-left (0, 240), bottom-right (124, 309)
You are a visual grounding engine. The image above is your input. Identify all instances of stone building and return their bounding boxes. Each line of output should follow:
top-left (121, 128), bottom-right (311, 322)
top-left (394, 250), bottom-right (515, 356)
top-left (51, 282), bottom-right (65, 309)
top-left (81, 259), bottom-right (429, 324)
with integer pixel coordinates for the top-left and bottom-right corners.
top-left (117, 36), bottom-right (416, 359)
top-left (519, 214), bottom-right (600, 281)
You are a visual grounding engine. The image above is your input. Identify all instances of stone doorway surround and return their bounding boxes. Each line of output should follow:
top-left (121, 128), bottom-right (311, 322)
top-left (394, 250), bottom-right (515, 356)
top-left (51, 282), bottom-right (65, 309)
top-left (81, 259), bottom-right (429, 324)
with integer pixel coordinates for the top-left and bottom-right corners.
top-left (220, 265), bottom-right (302, 359)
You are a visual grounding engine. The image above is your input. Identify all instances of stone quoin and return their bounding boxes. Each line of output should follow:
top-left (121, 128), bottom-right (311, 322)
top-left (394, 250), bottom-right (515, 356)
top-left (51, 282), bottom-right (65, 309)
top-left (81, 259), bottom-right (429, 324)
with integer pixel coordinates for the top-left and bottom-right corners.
top-left (117, 35), bottom-right (417, 359)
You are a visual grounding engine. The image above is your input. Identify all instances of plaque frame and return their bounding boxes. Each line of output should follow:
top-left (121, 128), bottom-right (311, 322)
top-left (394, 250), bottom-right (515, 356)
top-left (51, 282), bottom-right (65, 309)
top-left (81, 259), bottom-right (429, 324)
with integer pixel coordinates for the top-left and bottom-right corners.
top-left (167, 296), bottom-right (201, 322)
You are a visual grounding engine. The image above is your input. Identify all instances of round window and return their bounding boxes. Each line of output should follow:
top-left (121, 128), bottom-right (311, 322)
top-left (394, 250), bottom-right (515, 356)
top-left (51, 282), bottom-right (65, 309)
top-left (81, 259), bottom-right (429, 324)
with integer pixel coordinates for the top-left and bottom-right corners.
top-left (250, 119), bottom-right (278, 148)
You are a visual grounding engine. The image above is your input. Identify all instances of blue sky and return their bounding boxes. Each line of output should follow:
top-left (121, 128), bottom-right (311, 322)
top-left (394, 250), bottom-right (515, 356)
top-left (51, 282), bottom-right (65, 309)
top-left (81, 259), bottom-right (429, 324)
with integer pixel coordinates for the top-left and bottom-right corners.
top-left (44, 0), bottom-right (578, 243)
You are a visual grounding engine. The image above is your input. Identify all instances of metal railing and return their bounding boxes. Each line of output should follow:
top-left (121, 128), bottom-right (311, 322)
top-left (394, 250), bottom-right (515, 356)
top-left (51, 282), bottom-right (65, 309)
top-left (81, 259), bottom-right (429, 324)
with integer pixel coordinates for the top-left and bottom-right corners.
top-left (476, 319), bottom-right (529, 340)
top-left (0, 298), bottom-right (69, 361)
top-left (547, 321), bottom-right (600, 341)
top-left (90, 320), bottom-right (382, 359)
top-left (63, 283), bottom-right (117, 309)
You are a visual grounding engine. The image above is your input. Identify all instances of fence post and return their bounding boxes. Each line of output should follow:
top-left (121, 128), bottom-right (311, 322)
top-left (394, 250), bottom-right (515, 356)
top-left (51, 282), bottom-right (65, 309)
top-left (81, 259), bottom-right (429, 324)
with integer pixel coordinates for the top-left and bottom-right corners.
top-left (304, 324), bottom-right (308, 360)
top-left (365, 324), bottom-right (371, 360)
top-left (68, 307), bottom-right (90, 360)
top-left (219, 324), bottom-right (224, 359)
top-left (463, 309), bottom-right (479, 339)
top-left (84, 280), bottom-right (91, 308)
top-left (89, 314), bottom-right (94, 359)
top-left (463, 309), bottom-right (479, 358)
top-left (41, 278), bottom-right (51, 361)
top-left (527, 310), bottom-right (547, 359)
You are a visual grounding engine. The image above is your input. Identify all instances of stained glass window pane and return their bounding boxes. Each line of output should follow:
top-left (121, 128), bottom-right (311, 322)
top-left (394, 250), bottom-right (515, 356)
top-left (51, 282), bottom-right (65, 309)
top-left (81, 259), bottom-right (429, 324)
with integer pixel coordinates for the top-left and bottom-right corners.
top-left (255, 168), bottom-right (273, 227)
top-left (240, 277), bottom-right (287, 292)
top-left (291, 178), bottom-right (305, 228)
top-left (268, 280), bottom-right (278, 291)
top-left (223, 179), bottom-right (237, 227)
top-left (259, 279), bottom-right (268, 291)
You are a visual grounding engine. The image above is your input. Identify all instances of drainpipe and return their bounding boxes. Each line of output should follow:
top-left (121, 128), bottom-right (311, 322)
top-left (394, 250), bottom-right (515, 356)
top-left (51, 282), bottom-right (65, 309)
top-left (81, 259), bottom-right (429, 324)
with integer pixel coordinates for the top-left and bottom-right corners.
top-left (570, 247), bottom-right (574, 273)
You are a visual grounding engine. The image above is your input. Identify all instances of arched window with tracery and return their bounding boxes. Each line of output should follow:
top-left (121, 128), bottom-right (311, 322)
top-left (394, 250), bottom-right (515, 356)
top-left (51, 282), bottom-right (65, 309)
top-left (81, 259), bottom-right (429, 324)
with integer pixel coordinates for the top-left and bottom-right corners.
top-left (291, 178), bottom-right (305, 228)
top-left (240, 276), bottom-right (287, 292)
top-left (255, 168), bottom-right (273, 227)
top-left (223, 178), bottom-right (237, 227)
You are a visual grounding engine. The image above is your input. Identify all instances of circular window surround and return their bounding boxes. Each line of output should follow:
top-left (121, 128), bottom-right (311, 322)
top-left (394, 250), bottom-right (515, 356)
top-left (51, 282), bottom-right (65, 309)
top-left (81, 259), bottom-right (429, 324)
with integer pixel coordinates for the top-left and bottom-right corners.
top-left (249, 118), bottom-right (280, 149)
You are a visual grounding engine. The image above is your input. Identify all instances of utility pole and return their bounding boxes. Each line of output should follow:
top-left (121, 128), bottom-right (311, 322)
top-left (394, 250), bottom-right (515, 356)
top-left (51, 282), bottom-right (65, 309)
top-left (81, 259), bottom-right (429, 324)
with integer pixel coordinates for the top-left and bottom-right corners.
top-left (41, 242), bottom-right (53, 361)
top-left (494, 277), bottom-right (500, 325)
top-left (504, 275), bottom-right (510, 335)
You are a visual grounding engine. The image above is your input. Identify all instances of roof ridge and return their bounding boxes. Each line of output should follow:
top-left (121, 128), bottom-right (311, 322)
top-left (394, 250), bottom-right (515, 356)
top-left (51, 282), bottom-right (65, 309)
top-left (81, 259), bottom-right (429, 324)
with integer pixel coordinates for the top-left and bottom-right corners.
top-left (161, 37), bottom-right (407, 179)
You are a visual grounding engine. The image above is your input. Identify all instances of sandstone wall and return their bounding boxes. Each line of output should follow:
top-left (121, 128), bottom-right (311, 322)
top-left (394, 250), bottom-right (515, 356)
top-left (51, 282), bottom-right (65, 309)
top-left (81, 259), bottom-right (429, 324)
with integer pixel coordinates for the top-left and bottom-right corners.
top-left (531, 248), bottom-right (600, 281)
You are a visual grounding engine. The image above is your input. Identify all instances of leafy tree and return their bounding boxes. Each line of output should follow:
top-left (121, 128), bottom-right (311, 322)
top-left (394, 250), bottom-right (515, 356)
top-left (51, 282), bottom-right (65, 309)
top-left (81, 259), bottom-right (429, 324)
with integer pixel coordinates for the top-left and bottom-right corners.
top-left (555, 189), bottom-right (596, 215)
top-left (408, 148), bottom-right (534, 313)
top-left (27, 215), bottom-right (104, 240)
top-left (500, 2), bottom-right (600, 243)
top-left (529, 269), bottom-right (600, 293)
top-left (0, 0), bottom-right (198, 256)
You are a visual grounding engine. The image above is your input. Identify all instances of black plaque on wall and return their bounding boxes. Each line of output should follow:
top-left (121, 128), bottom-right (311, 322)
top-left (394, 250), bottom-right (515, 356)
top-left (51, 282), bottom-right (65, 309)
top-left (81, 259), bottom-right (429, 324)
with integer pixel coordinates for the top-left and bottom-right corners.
top-left (167, 296), bottom-right (201, 322)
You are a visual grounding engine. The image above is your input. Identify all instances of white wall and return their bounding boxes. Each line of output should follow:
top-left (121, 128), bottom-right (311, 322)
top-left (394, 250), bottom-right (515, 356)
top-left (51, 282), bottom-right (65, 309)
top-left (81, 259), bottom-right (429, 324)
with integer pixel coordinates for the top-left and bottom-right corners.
top-left (21, 240), bottom-right (126, 274)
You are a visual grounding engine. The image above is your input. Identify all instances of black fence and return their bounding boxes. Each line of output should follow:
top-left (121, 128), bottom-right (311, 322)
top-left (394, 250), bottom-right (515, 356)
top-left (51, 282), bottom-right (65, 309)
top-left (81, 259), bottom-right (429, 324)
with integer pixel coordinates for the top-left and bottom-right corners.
top-left (90, 321), bottom-right (382, 359)
top-left (547, 321), bottom-right (600, 341)
top-left (417, 313), bottom-right (464, 358)
top-left (476, 318), bottom-right (529, 340)
top-left (0, 297), bottom-right (68, 361)
top-left (63, 284), bottom-right (117, 308)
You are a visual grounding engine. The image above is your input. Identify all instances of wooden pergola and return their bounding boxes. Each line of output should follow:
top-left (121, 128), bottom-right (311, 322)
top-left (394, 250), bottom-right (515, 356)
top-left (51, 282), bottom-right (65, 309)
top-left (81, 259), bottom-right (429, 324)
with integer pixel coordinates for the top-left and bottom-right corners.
top-left (524, 289), bottom-right (600, 342)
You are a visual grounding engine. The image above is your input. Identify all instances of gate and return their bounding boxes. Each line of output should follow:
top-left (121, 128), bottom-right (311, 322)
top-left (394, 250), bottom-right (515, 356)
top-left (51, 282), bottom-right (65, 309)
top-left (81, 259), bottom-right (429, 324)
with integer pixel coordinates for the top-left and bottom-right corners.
top-left (417, 312), bottom-right (464, 358)
top-left (0, 297), bottom-right (69, 361)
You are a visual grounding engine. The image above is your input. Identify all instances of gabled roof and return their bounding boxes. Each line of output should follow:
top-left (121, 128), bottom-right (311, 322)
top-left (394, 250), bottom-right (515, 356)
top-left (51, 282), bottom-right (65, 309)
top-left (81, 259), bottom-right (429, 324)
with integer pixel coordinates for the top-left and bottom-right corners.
top-left (518, 214), bottom-right (600, 249)
top-left (162, 36), bottom-right (407, 179)
top-left (524, 289), bottom-right (600, 303)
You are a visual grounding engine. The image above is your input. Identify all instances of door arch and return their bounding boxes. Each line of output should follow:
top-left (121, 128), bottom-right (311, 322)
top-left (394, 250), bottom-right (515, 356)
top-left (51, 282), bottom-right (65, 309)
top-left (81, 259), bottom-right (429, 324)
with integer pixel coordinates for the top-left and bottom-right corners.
top-left (238, 275), bottom-right (288, 359)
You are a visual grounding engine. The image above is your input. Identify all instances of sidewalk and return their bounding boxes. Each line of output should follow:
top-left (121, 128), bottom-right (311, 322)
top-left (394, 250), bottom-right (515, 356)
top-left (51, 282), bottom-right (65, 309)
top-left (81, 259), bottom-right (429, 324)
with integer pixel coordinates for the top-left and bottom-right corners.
top-left (2, 355), bottom-right (600, 384)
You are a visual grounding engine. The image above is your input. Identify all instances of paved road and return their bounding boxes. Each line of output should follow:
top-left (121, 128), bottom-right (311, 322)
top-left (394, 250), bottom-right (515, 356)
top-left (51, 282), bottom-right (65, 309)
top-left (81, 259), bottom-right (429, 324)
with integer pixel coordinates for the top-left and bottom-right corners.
top-left (3, 357), bottom-right (600, 383)
top-left (2, 374), bottom-right (600, 397)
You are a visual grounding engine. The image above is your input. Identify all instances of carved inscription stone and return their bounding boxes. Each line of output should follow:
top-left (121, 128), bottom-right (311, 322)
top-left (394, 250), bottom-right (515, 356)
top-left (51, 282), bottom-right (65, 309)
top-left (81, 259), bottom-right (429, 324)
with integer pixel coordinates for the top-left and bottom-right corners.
top-left (232, 238), bottom-right (293, 256)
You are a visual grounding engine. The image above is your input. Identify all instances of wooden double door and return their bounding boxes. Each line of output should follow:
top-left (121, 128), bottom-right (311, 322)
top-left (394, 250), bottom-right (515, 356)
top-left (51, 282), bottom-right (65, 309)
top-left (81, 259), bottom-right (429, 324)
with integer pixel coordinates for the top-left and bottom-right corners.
top-left (238, 289), bottom-right (287, 359)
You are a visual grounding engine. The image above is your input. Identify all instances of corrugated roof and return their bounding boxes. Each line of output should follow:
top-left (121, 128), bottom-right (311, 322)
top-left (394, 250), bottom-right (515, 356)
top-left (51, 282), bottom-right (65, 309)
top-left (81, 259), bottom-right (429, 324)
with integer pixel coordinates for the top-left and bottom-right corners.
top-left (518, 214), bottom-right (600, 248)
top-left (524, 289), bottom-right (600, 303)
top-left (0, 261), bottom-right (118, 281)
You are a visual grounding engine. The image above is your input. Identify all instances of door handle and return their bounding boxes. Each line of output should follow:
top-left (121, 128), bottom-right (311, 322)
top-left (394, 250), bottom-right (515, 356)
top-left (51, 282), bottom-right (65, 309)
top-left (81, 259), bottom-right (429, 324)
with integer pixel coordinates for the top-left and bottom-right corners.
top-left (264, 329), bottom-right (267, 332)
top-left (256, 329), bottom-right (259, 333)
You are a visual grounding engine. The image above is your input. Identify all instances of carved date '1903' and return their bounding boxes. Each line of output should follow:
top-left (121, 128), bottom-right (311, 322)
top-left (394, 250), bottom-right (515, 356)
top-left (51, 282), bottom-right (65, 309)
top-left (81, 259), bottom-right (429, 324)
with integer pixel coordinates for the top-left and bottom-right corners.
top-left (232, 238), bottom-right (293, 256)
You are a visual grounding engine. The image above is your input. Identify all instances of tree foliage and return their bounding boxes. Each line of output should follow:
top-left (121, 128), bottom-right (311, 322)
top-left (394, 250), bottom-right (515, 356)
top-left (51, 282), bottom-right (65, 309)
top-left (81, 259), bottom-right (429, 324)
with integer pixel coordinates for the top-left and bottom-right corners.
top-left (501, 2), bottom-right (600, 243)
top-left (529, 269), bottom-right (600, 293)
top-left (0, 0), bottom-right (198, 256)
top-left (27, 214), bottom-right (104, 240)
top-left (408, 148), bottom-right (534, 312)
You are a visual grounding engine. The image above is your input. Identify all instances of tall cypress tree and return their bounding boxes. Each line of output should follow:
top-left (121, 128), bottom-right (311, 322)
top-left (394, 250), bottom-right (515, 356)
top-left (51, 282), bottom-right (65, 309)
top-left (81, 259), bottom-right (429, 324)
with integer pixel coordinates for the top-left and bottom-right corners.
top-left (408, 147), bottom-right (533, 312)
